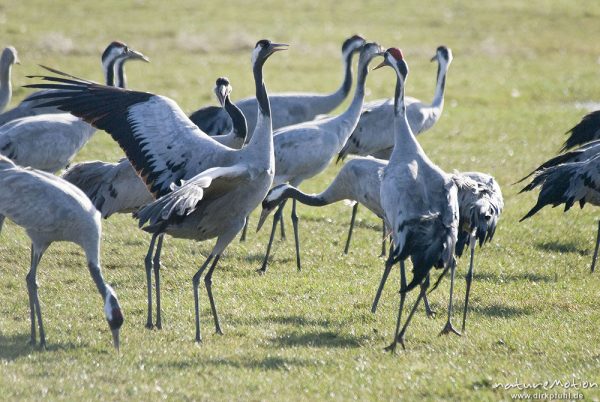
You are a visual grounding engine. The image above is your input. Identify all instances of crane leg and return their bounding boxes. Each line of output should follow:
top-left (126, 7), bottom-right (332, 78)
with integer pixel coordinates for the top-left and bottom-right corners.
top-left (0, 214), bottom-right (5, 235)
top-left (144, 233), bottom-right (158, 329)
top-left (26, 244), bottom-right (46, 348)
top-left (153, 234), bottom-right (165, 330)
top-left (204, 255), bottom-right (223, 335)
top-left (462, 234), bottom-right (477, 332)
top-left (192, 254), bottom-right (214, 343)
top-left (371, 250), bottom-right (394, 313)
top-left (239, 217), bottom-right (249, 242)
top-left (380, 220), bottom-right (387, 257)
top-left (439, 259), bottom-right (461, 336)
top-left (390, 275), bottom-right (429, 351)
top-left (384, 260), bottom-right (407, 353)
top-left (423, 287), bottom-right (436, 318)
top-left (344, 204), bottom-right (358, 255)
top-left (591, 220), bottom-right (600, 273)
top-left (291, 199), bottom-right (301, 271)
top-left (279, 207), bottom-right (286, 240)
top-left (257, 201), bottom-right (287, 275)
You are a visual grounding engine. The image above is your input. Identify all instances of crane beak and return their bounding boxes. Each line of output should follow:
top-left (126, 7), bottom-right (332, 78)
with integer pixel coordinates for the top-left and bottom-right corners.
top-left (216, 86), bottom-right (228, 107)
top-left (112, 328), bottom-right (120, 352)
top-left (14, 58), bottom-right (21, 65)
top-left (372, 60), bottom-right (387, 71)
top-left (128, 49), bottom-right (150, 63)
top-left (269, 43), bottom-right (289, 53)
top-left (256, 207), bottom-right (274, 232)
top-left (430, 54), bottom-right (437, 62)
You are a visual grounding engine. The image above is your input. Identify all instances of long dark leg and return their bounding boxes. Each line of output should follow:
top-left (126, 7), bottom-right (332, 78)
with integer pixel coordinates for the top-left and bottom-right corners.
top-left (240, 217), bottom-right (248, 242)
top-left (462, 234), bottom-right (476, 332)
top-left (192, 255), bottom-right (214, 343)
top-left (144, 233), bottom-right (158, 329)
top-left (258, 201), bottom-right (287, 275)
top-left (26, 245), bottom-right (46, 348)
top-left (291, 199), bottom-right (301, 271)
top-left (380, 220), bottom-right (387, 257)
top-left (384, 260), bottom-right (407, 353)
top-left (439, 259), bottom-right (461, 336)
top-left (153, 234), bottom-right (164, 330)
top-left (423, 286), bottom-right (436, 318)
top-left (279, 208), bottom-right (286, 240)
top-left (371, 249), bottom-right (394, 313)
top-left (344, 204), bottom-right (358, 255)
top-left (204, 255), bottom-right (222, 335)
top-left (394, 275), bottom-right (430, 351)
top-left (591, 220), bottom-right (600, 273)
top-left (0, 214), bottom-right (5, 235)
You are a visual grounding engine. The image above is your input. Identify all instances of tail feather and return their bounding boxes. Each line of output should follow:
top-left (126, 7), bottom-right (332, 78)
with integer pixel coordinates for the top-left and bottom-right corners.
top-left (562, 110), bottom-right (600, 152)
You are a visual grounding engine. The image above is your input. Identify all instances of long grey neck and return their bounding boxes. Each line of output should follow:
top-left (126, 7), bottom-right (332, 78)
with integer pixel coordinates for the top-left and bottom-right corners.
top-left (87, 261), bottom-right (108, 299)
top-left (390, 76), bottom-right (425, 160)
top-left (246, 58), bottom-right (273, 159)
top-left (431, 60), bottom-right (449, 109)
top-left (0, 60), bottom-right (13, 112)
top-left (327, 54), bottom-right (370, 145)
top-left (309, 48), bottom-right (356, 113)
top-left (277, 186), bottom-right (329, 207)
top-left (224, 97), bottom-right (247, 143)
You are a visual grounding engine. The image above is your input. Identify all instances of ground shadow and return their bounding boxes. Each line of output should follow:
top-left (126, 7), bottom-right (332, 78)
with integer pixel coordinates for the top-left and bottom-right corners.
top-left (535, 240), bottom-right (589, 256)
top-left (157, 355), bottom-right (315, 370)
top-left (270, 330), bottom-right (366, 349)
top-left (0, 332), bottom-right (85, 360)
top-left (470, 303), bottom-right (533, 318)
top-left (473, 271), bottom-right (556, 283)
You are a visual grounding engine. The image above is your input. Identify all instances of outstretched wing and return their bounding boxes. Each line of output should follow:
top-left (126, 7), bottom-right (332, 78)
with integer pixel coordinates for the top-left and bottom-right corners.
top-left (26, 67), bottom-right (233, 197)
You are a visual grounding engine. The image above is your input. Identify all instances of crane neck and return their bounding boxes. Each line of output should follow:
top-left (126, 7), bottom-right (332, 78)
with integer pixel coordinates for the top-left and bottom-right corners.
top-left (431, 60), bottom-right (449, 109)
top-left (246, 57), bottom-right (273, 162)
top-left (271, 185), bottom-right (330, 208)
top-left (114, 58), bottom-right (127, 89)
top-left (0, 58), bottom-right (13, 112)
top-left (391, 76), bottom-right (426, 160)
top-left (224, 96), bottom-right (248, 143)
top-left (102, 57), bottom-right (117, 87)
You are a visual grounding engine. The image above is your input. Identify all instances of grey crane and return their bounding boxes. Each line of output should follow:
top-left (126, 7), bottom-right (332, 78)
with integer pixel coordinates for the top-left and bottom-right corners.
top-left (27, 39), bottom-right (287, 342)
top-left (0, 41), bottom-right (148, 126)
top-left (520, 151), bottom-right (600, 272)
top-left (375, 48), bottom-right (458, 351)
top-left (257, 42), bottom-right (382, 274)
top-left (337, 45), bottom-right (453, 162)
top-left (0, 46), bottom-right (19, 113)
top-left (0, 155), bottom-right (123, 350)
top-left (191, 35), bottom-right (366, 137)
top-left (519, 140), bottom-right (600, 271)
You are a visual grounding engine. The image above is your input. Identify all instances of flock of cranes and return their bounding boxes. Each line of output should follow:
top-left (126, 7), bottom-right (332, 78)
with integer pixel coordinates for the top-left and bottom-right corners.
top-left (0, 33), bottom-right (595, 353)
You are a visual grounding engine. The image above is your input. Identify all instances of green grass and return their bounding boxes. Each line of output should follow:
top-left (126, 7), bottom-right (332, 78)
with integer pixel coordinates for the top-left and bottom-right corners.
top-left (1, 0), bottom-right (600, 400)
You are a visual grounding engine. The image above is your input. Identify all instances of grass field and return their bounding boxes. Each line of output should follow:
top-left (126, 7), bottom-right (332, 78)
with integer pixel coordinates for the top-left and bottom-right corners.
top-left (1, 0), bottom-right (600, 400)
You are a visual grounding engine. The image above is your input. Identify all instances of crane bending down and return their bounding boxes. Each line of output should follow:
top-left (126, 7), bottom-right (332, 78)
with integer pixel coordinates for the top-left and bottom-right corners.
top-left (257, 42), bottom-right (382, 274)
top-left (520, 152), bottom-right (600, 271)
top-left (0, 47), bottom-right (19, 113)
top-left (375, 48), bottom-right (458, 351)
top-left (0, 155), bottom-right (123, 350)
top-left (190, 35), bottom-right (366, 137)
top-left (0, 41), bottom-right (148, 126)
top-left (27, 40), bottom-right (287, 342)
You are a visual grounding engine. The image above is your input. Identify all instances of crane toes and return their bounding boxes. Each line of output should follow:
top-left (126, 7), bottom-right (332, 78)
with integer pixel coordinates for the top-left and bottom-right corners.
top-left (383, 342), bottom-right (397, 354)
top-left (256, 267), bottom-right (267, 276)
top-left (439, 321), bottom-right (461, 337)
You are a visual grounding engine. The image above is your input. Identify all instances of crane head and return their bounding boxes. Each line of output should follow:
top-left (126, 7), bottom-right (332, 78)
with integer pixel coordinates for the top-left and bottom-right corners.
top-left (373, 47), bottom-right (408, 80)
top-left (342, 35), bottom-right (367, 57)
top-left (256, 184), bottom-right (292, 232)
top-left (251, 40), bottom-right (289, 67)
top-left (214, 77), bottom-right (232, 107)
top-left (103, 284), bottom-right (124, 351)
top-left (431, 46), bottom-right (453, 65)
top-left (1, 46), bottom-right (19, 65)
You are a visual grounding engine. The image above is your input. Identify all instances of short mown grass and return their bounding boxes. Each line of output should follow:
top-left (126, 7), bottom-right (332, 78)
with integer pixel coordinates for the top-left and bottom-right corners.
top-left (1, 0), bottom-right (600, 400)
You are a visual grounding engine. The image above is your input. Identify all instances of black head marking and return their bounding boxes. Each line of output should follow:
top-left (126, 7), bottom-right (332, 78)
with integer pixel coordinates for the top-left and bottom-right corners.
top-left (102, 41), bottom-right (127, 63)
top-left (342, 34), bottom-right (366, 53)
top-left (436, 46), bottom-right (450, 61)
top-left (215, 77), bottom-right (230, 86)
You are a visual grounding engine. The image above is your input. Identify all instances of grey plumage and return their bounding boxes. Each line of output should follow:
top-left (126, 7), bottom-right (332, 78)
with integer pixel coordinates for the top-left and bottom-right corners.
top-left (338, 46), bottom-right (453, 161)
top-left (0, 155), bottom-right (123, 350)
top-left (562, 110), bottom-right (600, 152)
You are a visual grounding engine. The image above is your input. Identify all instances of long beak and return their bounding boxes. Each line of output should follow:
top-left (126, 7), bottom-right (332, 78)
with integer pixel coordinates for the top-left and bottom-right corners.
top-left (256, 208), bottom-right (273, 232)
top-left (112, 328), bottom-right (120, 352)
top-left (128, 49), bottom-right (150, 63)
top-left (372, 60), bottom-right (387, 71)
top-left (270, 43), bottom-right (289, 53)
top-left (430, 55), bottom-right (437, 62)
top-left (14, 58), bottom-right (21, 65)
top-left (216, 86), bottom-right (228, 107)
